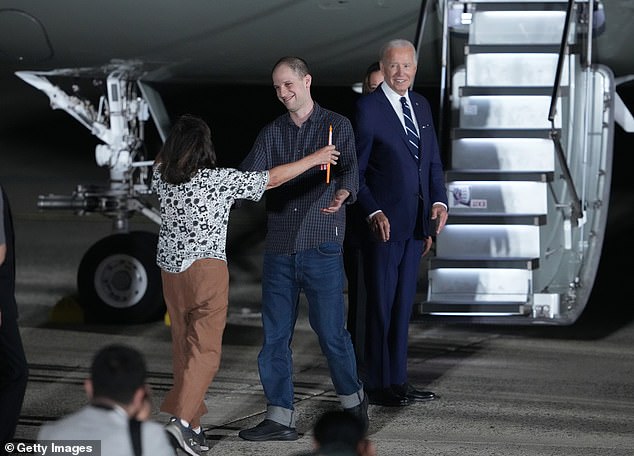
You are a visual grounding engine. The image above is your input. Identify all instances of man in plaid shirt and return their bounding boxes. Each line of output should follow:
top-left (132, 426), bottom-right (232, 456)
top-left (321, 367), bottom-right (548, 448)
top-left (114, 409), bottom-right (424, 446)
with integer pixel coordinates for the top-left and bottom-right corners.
top-left (238, 56), bottom-right (368, 442)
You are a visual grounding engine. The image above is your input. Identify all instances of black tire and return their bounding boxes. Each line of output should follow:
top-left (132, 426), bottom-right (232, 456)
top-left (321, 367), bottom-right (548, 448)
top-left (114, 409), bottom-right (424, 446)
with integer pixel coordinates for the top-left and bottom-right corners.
top-left (77, 231), bottom-right (165, 324)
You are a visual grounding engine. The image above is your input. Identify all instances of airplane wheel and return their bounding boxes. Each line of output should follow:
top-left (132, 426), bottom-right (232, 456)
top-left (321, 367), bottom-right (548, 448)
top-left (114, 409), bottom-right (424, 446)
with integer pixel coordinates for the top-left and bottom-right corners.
top-left (77, 231), bottom-right (165, 324)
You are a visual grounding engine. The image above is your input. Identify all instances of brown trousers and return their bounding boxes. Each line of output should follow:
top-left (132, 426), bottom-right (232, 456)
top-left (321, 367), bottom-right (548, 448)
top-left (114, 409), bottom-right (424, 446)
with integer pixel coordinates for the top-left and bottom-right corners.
top-left (159, 258), bottom-right (229, 428)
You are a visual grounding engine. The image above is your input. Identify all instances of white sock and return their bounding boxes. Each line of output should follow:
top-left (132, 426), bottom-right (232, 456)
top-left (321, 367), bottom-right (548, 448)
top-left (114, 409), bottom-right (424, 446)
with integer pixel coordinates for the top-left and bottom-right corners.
top-left (180, 418), bottom-right (190, 428)
top-left (192, 426), bottom-right (202, 434)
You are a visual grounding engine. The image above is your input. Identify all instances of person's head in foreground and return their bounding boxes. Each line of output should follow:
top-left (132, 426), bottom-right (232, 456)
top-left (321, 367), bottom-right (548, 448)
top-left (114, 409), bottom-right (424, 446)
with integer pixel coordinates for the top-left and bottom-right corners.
top-left (86, 344), bottom-right (151, 420)
top-left (312, 410), bottom-right (376, 456)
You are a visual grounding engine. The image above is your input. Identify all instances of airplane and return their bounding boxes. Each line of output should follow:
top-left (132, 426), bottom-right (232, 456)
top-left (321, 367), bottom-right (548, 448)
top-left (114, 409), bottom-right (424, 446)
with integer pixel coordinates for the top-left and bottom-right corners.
top-left (0, 0), bottom-right (632, 325)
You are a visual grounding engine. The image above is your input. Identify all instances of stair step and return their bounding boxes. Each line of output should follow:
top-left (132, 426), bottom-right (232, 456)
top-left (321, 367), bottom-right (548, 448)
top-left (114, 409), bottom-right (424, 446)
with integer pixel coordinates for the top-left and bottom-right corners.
top-left (451, 137), bottom-right (555, 172)
top-left (455, 1), bottom-right (576, 8)
top-left (447, 214), bottom-right (547, 225)
top-left (452, 128), bottom-right (555, 139)
top-left (430, 257), bottom-right (539, 269)
top-left (421, 292), bottom-right (561, 318)
top-left (427, 259), bottom-right (536, 312)
top-left (466, 44), bottom-right (562, 54)
top-left (447, 0), bottom-right (573, 35)
top-left (447, 179), bottom-right (548, 214)
top-left (459, 94), bottom-right (560, 129)
top-left (437, 224), bottom-right (541, 258)
top-left (429, 266), bottom-right (531, 294)
top-left (465, 52), bottom-right (569, 87)
top-left (470, 10), bottom-right (567, 45)
top-left (447, 170), bottom-right (553, 182)
top-left (460, 86), bottom-right (566, 96)
top-left (420, 301), bottom-right (531, 315)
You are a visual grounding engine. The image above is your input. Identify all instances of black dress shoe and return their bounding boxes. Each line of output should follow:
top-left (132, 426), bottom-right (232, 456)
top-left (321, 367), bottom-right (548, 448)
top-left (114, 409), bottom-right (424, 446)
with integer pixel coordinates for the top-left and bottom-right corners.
top-left (238, 419), bottom-right (298, 441)
top-left (367, 388), bottom-right (411, 406)
top-left (392, 383), bottom-right (437, 402)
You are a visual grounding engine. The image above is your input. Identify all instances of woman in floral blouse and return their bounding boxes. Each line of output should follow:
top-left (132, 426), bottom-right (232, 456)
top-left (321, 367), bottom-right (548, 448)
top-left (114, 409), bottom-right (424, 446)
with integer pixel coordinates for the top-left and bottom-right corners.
top-left (151, 114), bottom-right (338, 456)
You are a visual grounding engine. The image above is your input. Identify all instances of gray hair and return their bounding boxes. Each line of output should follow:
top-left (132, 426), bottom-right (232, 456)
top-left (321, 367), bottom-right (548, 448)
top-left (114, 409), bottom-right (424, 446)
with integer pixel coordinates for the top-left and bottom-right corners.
top-left (379, 39), bottom-right (416, 63)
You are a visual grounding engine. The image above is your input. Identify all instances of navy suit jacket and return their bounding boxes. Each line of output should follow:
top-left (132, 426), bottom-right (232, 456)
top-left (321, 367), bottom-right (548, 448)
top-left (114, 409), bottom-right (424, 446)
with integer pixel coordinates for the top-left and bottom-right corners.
top-left (352, 86), bottom-right (448, 242)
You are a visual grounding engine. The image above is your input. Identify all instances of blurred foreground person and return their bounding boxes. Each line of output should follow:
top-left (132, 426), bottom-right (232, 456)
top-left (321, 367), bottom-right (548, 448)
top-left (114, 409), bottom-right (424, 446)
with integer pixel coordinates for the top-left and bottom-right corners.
top-left (37, 344), bottom-right (174, 456)
top-left (0, 183), bottom-right (28, 455)
top-left (296, 410), bottom-right (376, 456)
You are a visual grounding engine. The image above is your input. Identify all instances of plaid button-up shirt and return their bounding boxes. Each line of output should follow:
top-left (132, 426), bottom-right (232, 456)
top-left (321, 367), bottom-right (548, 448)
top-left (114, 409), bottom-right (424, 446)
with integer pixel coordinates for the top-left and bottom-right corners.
top-left (240, 103), bottom-right (358, 254)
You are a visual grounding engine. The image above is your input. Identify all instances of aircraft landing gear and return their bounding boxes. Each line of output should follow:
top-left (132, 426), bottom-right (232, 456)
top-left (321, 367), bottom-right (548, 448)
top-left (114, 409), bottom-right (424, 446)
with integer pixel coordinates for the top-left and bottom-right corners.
top-left (16, 65), bottom-right (168, 325)
top-left (77, 231), bottom-right (165, 324)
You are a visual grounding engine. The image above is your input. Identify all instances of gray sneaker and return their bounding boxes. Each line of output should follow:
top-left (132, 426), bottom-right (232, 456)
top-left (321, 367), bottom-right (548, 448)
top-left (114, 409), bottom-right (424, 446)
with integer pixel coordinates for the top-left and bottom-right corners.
top-left (192, 428), bottom-right (210, 452)
top-left (165, 417), bottom-right (200, 456)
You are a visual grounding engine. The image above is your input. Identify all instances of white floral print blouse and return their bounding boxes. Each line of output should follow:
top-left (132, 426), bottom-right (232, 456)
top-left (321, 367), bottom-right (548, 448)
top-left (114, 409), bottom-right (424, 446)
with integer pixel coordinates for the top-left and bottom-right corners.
top-left (152, 166), bottom-right (268, 273)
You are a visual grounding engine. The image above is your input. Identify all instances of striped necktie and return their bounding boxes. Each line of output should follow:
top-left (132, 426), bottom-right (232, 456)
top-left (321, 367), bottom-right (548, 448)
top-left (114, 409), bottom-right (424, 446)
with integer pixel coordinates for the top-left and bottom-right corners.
top-left (400, 96), bottom-right (419, 160)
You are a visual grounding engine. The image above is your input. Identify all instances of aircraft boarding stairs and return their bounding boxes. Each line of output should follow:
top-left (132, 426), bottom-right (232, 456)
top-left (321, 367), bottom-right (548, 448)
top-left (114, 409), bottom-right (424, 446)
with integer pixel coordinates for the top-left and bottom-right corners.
top-left (416, 0), bottom-right (614, 325)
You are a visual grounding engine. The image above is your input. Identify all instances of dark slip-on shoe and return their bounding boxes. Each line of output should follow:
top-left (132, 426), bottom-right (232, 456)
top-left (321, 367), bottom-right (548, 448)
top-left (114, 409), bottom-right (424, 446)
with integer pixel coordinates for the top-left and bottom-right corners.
top-left (392, 383), bottom-right (437, 402)
top-left (367, 388), bottom-right (411, 407)
top-left (238, 419), bottom-right (298, 441)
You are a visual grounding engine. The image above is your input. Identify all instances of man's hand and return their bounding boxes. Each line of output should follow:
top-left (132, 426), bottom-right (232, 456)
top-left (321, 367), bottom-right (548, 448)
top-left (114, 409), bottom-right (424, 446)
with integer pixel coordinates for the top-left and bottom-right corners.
top-left (369, 211), bottom-right (390, 242)
top-left (321, 189), bottom-right (350, 214)
top-left (431, 203), bottom-right (448, 235)
top-left (132, 386), bottom-right (152, 421)
top-left (422, 236), bottom-right (433, 256)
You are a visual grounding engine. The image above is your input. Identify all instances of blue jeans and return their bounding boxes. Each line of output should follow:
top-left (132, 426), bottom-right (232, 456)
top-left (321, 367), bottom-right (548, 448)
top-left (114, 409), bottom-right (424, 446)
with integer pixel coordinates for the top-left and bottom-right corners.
top-left (258, 242), bottom-right (364, 427)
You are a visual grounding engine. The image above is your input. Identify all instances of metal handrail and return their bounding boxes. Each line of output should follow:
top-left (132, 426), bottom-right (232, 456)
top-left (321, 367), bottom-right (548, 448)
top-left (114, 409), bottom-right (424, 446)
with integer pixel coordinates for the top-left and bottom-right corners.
top-left (548, 0), bottom-right (575, 122)
top-left (548, 0), bottom-right (583, 225)
top-left (586, 0), bottom-right (595, 67)
top-left (414, 0), bottom-right (433, 59)
top-left (551, 130), bottom-right (583, 224)
top-left (549, 0), bottom-right (598, 118)
top-left (415, 0), bottom-right (450, 154)
top-left (436, 0), bottom-right (450, 153)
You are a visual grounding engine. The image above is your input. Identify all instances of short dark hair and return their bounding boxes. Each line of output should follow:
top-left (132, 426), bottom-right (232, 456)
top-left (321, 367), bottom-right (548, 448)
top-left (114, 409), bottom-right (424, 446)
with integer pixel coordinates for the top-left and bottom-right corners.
top-left (90, 344), bottom-right (147, 404)
top-left (313, 410), bottom-right (365, 452)
top-left (156, 114), bottom-right (217, 185)
top-left (272, 56), bottom-right (310, 78)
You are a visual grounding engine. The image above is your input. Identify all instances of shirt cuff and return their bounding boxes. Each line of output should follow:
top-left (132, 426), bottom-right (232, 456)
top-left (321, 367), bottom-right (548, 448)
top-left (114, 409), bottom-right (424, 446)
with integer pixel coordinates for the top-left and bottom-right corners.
top-left (366, 210), bottom-right (382, 223)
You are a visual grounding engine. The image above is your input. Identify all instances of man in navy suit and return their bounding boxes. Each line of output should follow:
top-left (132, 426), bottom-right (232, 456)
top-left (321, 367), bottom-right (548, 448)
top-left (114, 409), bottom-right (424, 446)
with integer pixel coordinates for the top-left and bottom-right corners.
top-left (351, 39), bottom-right (448, 407)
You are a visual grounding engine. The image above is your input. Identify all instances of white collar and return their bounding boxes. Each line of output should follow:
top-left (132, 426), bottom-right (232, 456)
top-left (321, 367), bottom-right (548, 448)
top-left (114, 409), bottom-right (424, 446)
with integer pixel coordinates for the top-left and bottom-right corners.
top-left (381, 83), bottom-right (411, 106)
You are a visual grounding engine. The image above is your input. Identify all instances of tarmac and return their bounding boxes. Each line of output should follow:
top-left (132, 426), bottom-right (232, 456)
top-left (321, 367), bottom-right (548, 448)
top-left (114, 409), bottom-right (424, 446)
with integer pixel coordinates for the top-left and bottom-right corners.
top-left (11, 280), bottom-right (634, 456)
